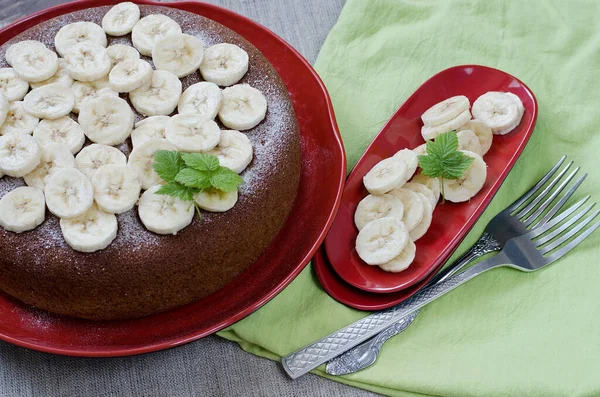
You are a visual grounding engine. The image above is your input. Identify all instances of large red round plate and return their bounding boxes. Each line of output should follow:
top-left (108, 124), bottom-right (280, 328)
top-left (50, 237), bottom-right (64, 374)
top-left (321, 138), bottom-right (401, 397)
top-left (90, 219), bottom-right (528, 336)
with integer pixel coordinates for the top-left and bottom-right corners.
top-left (0, 0), bottom-right (346, 357)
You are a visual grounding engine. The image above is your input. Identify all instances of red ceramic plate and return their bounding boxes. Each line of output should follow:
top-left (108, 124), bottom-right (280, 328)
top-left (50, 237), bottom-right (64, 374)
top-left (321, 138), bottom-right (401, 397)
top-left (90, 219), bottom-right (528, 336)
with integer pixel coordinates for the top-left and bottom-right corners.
top-left (324, 65), bottom-right (537, 293)
top-left (0, 0), bottom-right (345, 357)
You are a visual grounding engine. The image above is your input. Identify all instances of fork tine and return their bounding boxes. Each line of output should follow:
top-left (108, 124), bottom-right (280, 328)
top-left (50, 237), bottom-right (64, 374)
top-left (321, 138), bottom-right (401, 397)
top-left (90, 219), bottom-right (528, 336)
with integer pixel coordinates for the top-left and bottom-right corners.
top-left (516, 162), bottom-right (574, 219)
top-left (528, 196), bottom-right (591, 239)
top-left (535, 204), bottom-right (595, 247)
top-left (535, 173), bottom-right (587, 227)
top-left (508, 156), bottom-right (566, 212)
top-left (544, 218), bottom-right (600, 264)
top-left (523, 168), bottom-right (582, 227)
top-left (539, 209), bottom-right (600, 254)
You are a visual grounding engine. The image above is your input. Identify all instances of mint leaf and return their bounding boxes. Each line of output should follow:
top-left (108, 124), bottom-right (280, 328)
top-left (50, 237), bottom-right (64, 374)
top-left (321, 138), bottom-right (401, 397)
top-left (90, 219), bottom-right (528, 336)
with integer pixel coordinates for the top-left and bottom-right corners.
top-left (181, 153), bottom-right (220, 173)
top-left (153, 150), bottom-right (184, 182)
top-left (210, 167), bottom-right (243, 192)
top-left (418, 154), bottom-right (443, 178)
top-left (175, 168), bottom-right (212, 190)
top-left (441, 151), bottom-right (474, 179)
top-left (156, 182), bottom-right (195, 202)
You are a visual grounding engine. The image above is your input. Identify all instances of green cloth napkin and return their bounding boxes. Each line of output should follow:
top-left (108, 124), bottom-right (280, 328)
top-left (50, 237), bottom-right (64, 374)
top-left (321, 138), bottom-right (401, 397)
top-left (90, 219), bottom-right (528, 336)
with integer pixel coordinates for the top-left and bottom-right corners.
top-left (218, 0), bottom-right (600, 395)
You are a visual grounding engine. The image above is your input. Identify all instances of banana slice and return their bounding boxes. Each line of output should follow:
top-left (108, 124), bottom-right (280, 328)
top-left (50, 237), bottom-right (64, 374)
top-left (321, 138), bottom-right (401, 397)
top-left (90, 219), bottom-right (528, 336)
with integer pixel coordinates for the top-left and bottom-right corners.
top-left (138, 184), bottom-right (194, 235)
top-left (421, 95), bottom-right (469, 127)
top-left (30, 59), bottom-right (74, 90)
top-left (403, 181), bottom-right (436, 207)
top-left (0, 101), bottom-right (39, 136)
top-left (0, 68), bottom-right (29, 101)
top-left (205, 130), bottom-right (253, 173)
top-left (177, 82), bottom-right (222, 118)
top-left (45, 168), bottom-right (94, 218)
top-left (131, 115), bottom-right (170, 147)
top-left (409, 193), bottom-right (433, 241)
top-left (106, 44), bottom-right (140, 68)
top-left (71, 77), bottom-right (118, 114)
top-left (78, 95), bottom-right (134, 146)
top-left (456, 129), bottom-right (482, 156)
top-left (392, 148), bottom-right (418, 181)
top-left (379, 239), bottom-right (416, 273)
top-left (92, 164), bottom-right (142, 214)
top-left (472, 92), bottom-right (523, 135)
top-left (9, 42), bottom-right (58, 83)
top-left (421, 109), bottom-right (472, 141)
top-left (54, 21), bottom-right (107, 57)
top-left (5, 40), bottom-right (47, 66)
top-left (390, 187), bottom-right (424, 232)
top-left (194, 188), bottom-right (238, 212)
top-left (33, 117), bottom-right (85, 154)
top-left (152, 33), bottom-right (204, 78)
top-left (355, 217), bottom-right (409, 265)
top-left (23, 83), bottom-right (74, 119)
top-left (102, 2), bottom-right (141, 36)
top-left (60, 204), bottom-right (117, 253)
top-left (413, 143), bottom-right (427, 156)
top-left (24, 144), bottom-right (75, 189)
top-left (131, 14), bottom-right (182, 56)
top-left (218, 84), bottom-right (267, 130)
top-left (199, 43), bottom-right (249, 87)
top-left (363, 157), bottom-right (403, 195)
top-left (442, 150), bottom-right (487, 202)
top-left (354, 193), bottom-right (404, 231)
top-left (63, 42), bottom-right (112, 82)
top-left (108, 59), bottom-right (152, 92)
top-left (506, 92), bottom-right (525, 115)
top-left (75, 144), bottom-right (127, 179)
top-left (128, 138), bottom-right (176, 189)
top-left (0, 94), bottom-right (7, 126)
top-left (457, 119), bottom-right (493, 156)
top-left (0, 133), bottom-right (41, 177)
top-left (165, 115), bottom-right (220, 152)
top-left (129, 70), bottom-right (182, 116)
top-left (411, 173), bottom-right (441, 204)
top-left (0, 186), bottom-right (46, 233)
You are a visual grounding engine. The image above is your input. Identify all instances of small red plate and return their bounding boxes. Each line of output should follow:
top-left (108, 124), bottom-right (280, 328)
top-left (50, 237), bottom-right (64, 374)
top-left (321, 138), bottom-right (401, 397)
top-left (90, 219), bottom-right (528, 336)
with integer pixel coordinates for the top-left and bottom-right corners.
top-left (324, 65), bottom-right (537, 293)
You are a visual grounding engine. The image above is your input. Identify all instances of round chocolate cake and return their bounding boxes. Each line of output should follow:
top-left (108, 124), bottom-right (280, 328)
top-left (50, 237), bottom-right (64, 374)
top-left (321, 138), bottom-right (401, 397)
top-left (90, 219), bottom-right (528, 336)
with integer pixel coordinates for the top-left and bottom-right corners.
top-left (0, 5), bottom-right (300, 320)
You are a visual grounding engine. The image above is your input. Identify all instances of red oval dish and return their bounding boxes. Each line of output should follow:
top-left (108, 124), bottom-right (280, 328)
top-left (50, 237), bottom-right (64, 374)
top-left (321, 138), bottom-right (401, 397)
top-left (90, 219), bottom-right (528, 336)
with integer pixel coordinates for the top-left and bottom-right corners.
top-left (324, 65), bottom-right (537, 293)
top-left (0, 0), bottom-right (346, 357)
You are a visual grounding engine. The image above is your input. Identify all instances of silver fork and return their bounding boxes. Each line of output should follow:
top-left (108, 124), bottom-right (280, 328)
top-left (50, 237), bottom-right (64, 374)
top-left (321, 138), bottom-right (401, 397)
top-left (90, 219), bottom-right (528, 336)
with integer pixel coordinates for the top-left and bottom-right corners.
top-left (282, 193), bottom-right (600, 380)
top-left (325, 156), bottom-right (586, 375)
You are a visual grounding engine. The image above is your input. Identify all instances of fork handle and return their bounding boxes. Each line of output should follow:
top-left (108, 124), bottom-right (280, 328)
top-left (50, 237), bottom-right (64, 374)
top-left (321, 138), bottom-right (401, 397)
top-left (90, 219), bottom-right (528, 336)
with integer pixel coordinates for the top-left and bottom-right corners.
top-left (281, 252), bottom-right (508, 379)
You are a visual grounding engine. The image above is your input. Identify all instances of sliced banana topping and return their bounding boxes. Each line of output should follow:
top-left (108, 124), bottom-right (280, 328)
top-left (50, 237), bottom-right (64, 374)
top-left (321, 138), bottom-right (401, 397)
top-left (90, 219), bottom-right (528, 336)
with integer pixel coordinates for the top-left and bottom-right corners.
top-left (199, 43), bottom-right (248, 87)
top-left (106, 44), bottom-right (140, 68)
top-left (379, 238), bottom-right (416, 273)
top-left (131, 115), bottom-right (170, 147)
top-left (177, 82), bottom-right (222, 118)
top-left (92, 164), bottom-right (142, 214)
top-left (75, 144), bottom-right (127, 180)
top-left (205, 130), bottom-right (253, 173)
top-left (102, 2), bottom-right (140, 36)
top-left (390, 187), bottom-right (424, 232)
top-left (33, 117), bottom-right (85, 154)
top-left (128, 138), bottom-right (176, 190)
top-left (194, 188), bottom-right (238, 212)
top-left (45, 168), bottom-right (94, 219)
top-left (409, 193), bottom-right (433, 241)
top-left (78, 95), bottom-right (134, 146)
top-left (392, 148), bottom-right (418, 181)
top-left (63, 42), bottom-right (112, 82)
top-left (354, 193), bottom-right (404, 231)
top-left (23, 83), bottom-right (74, 119)
top-left (421, 95), bottom-right (469, 127)
top-left (0, 186), bottom-right (46, 233)
top-left (71, 77), bottom-right (118, 114)
top-left (129, 70), bottom-right (182, 116)
top-left (138, 185), bottom-right (194, 235)
top-left (363, 150), bottom-right (417, 196)
top-left (457, 119), bottom-right (493, 156)
top-left (441, 150), bottom-right (487, 202)
top-left (152, 33), bottom-right (204, 78)
top-left (30, 58), bottom-right (74, 89)
top-left (60, 204), bottom-right (117, 253)
top-left (0, 132), bottom-right (41, 177)
top-left (0, 94), bottom-right (7, 126)
top-left (108, 59), bottom-right (153, 92)
top-left (403, 181), bottom-right (437, 207)
top-left (131, 14), bottom-right (182, 56)
top-left (54, 21), bottom-right (107, 56)
top-left (0, 101), bottom-right (39, 136)
top-left (413, 143), bottom-right (427, 156)
top-left (472, 92), bottom-right (523, 135)
top-left (421, 108), bottom-right (472, 141)
top-left (9, 41), bottom-right (58, 83)
top-left (355, 217), bottom-right (409, 265)
top-left (218, 84), bottom-right (267, 131)
top-left (0, 68), bottom-right (30, 101)
top-left (411, 173), bottom-right (440, 204)
top-left (165, 115), bottom-right (220, 152)
top-left (456, 129), bottom-right (482, 156)
top-left (24, 144), bottom-right (76, 190)
top-left (5, 40), bottom-right (47, 66)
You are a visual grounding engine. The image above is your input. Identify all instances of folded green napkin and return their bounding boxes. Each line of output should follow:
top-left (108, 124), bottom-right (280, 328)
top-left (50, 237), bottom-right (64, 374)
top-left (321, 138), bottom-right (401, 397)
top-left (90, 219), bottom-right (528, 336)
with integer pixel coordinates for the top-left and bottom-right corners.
top-left (218, 0), bottom-right (600, 395)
